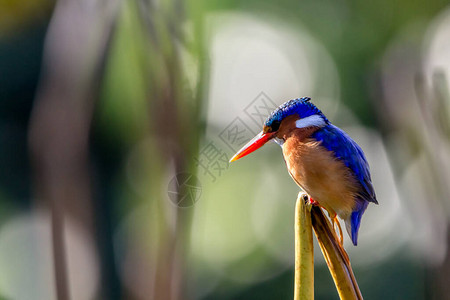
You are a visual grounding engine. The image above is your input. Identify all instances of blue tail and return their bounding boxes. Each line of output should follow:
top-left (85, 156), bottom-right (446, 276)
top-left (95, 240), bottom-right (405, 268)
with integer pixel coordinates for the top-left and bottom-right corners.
top-left (345, 200), bottom-right (369, 246)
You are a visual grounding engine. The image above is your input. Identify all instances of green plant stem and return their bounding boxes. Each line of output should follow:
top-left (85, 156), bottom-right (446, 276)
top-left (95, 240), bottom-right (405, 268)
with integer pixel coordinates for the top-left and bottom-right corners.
top-left (294, 192), bottom-right (314, 300)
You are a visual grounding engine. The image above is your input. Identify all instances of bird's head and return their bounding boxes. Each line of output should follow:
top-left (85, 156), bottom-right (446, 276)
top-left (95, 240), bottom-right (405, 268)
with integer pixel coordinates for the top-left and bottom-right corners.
top-left (230, 97), bottom-right (329, 162)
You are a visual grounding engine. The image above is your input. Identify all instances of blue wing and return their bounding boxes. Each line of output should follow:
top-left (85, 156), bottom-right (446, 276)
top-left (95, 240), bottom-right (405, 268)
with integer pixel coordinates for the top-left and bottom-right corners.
top-left (312, 124), bottom-right (377, 245)
top-left (312, 124), bottom-right (377, 204)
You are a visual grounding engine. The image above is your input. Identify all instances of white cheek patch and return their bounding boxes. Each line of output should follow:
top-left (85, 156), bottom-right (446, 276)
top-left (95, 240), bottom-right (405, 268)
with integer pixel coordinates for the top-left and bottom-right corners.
top-left (295, 114), bottom-right (326, 129)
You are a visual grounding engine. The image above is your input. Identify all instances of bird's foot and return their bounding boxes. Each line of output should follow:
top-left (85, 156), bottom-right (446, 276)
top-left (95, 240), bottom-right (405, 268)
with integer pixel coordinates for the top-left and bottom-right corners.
top-left (332, 217), bottom-right (350, 264)
top-left (301, 194), bottom-right (319, 206)
top-left (332, 216), bottom-right (344, 247)
top-left (309, 197), bottom-right (319, 206)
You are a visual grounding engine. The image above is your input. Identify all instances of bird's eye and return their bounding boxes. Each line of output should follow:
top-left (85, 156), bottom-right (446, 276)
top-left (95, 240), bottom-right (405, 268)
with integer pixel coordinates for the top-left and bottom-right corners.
top-left (271, 121), bottom-right (281, 131)
top-left (263, 120), bottom-right (280, 133)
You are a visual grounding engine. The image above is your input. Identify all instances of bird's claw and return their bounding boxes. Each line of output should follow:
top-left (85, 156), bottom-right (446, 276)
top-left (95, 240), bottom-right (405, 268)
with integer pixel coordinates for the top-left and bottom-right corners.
top-left (332, 217), bottom-right (344, 247)
top-left (302, 194), bottom-right (319, 206)
top-left (309, 198), bottom-right (319, 206)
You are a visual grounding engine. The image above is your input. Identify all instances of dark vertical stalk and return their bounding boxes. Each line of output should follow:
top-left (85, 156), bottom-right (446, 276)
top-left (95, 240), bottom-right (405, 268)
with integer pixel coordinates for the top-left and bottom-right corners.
top-left (28, 1), bottom-right (120, 299)
top-left (51, 203), bottom-right (70, 300)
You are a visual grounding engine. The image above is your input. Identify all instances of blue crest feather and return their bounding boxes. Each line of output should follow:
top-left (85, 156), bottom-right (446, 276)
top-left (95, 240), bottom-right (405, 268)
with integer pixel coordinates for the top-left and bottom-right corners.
top-left (265, 97), bottom-right (329, 128)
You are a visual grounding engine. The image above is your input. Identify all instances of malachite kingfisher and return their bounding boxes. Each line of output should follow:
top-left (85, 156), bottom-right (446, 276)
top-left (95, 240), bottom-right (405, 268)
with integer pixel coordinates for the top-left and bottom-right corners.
top-left (230, 97), bottom-right (378, 246)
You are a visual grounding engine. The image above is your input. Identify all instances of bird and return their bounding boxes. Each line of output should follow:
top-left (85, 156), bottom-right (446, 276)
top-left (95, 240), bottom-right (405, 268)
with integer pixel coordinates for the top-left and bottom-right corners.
top-left (229, 97), bottom-right (377, 246)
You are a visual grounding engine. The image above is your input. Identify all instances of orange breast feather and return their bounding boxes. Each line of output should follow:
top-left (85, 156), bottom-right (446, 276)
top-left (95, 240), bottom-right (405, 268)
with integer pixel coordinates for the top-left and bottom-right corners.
top-left (282, 135), bottom-right (360, 220)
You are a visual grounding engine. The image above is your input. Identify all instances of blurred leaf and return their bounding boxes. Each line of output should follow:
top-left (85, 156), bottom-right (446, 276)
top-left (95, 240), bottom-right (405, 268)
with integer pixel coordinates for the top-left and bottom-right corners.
top-left (0, 0), bottom-right (53, 36)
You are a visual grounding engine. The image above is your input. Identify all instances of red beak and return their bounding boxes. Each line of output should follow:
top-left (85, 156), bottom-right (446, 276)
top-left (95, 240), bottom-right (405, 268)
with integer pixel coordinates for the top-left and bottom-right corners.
top-left (229, 131), bottom-right (275, 162)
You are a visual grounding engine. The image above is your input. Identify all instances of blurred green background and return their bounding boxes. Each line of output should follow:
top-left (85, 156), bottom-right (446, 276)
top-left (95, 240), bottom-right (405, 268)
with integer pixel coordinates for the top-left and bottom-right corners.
top-left (1, 0), bottom-right (450, 299)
